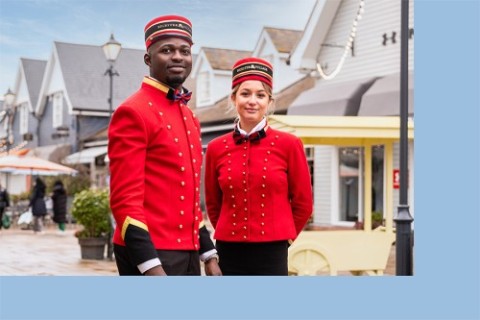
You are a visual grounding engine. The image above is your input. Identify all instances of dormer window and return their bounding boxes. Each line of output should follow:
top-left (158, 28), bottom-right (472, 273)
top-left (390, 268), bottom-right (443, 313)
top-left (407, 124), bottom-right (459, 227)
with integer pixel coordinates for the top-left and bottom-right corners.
top-left (52, 92), bottom-right (63, 128)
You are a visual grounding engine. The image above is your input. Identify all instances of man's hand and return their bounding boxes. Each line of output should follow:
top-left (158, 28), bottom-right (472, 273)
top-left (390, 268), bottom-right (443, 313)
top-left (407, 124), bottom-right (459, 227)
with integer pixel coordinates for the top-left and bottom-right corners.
top-left (144, 265), bottom-right (167, 276)
top-left (204, 258), bottom-right (222, 276)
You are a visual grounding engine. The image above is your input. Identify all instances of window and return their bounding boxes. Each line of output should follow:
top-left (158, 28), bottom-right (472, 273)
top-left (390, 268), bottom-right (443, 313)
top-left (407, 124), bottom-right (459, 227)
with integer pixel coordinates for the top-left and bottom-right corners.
top-left (52, 92), bottom-right (63, 128)
top-left (339, 147), bottom-right (360, 222)
top-left (197, 72), bottom-right (210, 105)
top-left (19, 103), bottom-right (29, 134)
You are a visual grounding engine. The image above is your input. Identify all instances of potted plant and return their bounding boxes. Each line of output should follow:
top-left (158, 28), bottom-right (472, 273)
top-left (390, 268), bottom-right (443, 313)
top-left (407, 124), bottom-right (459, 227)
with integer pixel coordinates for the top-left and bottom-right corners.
top-left (71, 188), bottom-right (112, 260)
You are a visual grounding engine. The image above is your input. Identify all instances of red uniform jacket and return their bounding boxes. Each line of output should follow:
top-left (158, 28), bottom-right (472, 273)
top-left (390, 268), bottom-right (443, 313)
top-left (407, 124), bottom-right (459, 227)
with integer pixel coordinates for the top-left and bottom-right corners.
top-left (205, 127), bottom-right (313, 242)
top-left (108, 77), bottom-right (209, 265)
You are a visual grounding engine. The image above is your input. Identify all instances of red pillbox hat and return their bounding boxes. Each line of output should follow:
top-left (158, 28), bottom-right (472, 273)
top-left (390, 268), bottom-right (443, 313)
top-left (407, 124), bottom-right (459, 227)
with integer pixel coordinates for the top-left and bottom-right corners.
top-left (144, 15), bottom-right (193, 49)
top-left (232, 57), bottom-right (273, 89)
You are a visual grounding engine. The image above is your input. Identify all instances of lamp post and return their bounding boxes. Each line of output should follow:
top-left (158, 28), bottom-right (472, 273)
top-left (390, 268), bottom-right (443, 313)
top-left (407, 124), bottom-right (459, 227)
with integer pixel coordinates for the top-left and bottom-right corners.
top-left (394, 0), bottom-right (414, 275)
top-left (3, 88), bottom-right (15, 154)
top-left (102, 33), bottom-right (122, 120)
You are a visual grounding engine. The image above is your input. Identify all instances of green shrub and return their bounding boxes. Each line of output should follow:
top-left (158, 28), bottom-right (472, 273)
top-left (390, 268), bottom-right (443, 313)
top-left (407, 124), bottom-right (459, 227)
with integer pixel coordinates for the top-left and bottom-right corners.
top-left (71, 189), bottom-right (111, 238)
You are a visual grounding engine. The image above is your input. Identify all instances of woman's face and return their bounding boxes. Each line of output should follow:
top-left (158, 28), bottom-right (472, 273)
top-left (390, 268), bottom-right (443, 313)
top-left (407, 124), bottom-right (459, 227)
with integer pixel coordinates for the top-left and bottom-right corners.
top-left (232, 80), bottom-right (271, 128)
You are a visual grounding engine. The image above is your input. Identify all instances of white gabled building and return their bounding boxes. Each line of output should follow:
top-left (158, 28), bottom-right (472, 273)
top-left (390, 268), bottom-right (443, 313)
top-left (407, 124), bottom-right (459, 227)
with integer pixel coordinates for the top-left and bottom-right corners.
top-left (288, 0), bottom-right (414, 228)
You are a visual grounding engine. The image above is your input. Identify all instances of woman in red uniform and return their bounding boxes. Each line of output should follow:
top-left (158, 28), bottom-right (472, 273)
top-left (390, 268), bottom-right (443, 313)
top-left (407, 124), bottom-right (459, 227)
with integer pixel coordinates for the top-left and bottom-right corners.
top-left (205, 57), bottom-right (313, 275)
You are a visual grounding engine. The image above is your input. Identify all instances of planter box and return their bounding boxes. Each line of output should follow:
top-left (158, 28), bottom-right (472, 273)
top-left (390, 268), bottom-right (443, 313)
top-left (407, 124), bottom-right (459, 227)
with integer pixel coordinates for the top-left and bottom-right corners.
top-left (78, 237), bottom-right (107, 260)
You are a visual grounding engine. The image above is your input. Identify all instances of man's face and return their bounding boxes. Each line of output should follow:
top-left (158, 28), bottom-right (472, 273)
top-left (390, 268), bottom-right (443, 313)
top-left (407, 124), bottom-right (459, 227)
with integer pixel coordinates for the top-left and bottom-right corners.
top-left (144, 37), bottom-right (192, 89)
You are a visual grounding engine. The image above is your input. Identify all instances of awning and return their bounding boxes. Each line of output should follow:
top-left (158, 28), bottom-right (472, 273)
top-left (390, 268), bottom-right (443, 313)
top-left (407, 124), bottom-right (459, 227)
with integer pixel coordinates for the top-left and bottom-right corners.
top-left (358, 71), bottom-right (414, 116)
top-left (64, 146), bottom-right (108, 165)
top-left (27, 143), bottom-right (72, 163)
top-left (268, 115), bottom-right (414, 146)
top-left (288, 78), bottom-right (377, 116)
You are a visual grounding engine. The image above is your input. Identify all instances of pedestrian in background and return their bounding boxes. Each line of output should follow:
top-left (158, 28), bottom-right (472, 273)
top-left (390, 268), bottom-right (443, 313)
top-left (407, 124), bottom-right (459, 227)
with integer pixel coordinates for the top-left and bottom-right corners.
top-left (205, 57), bottom-right (313, 275)
top-left (51, 180), bottom-right (68, 234)
top-left (0, 183), bottom-right (10, 232)
top-left (108, 15), bottom-right (221, 276)
top-left (30, 177), bottom-right (47, 234)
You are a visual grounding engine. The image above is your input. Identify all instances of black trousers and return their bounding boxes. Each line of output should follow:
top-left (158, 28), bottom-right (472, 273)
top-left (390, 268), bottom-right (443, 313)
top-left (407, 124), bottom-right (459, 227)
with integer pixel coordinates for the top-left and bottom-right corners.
top-left (114, 244), bottom-right (200, 276)
top-left (216, 240), bottom-right (289, 275)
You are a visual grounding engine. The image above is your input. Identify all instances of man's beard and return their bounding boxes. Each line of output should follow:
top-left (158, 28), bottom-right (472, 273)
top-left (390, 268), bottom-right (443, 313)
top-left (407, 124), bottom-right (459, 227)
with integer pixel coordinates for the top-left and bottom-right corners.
top-left (166, 75), bottom-right (187, 89)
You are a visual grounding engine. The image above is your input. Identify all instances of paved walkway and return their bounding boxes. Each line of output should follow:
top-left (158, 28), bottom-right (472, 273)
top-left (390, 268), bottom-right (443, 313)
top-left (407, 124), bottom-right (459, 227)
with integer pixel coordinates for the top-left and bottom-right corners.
top-left (0, 224), bottom-right (398, 276)
top-left (0, 225), bottom-right (117, 276)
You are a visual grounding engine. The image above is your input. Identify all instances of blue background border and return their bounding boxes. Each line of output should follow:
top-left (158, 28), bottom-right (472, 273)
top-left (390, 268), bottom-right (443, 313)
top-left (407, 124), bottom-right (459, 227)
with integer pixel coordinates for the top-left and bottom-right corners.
top-left (1, 1), bottom-right (479, 319)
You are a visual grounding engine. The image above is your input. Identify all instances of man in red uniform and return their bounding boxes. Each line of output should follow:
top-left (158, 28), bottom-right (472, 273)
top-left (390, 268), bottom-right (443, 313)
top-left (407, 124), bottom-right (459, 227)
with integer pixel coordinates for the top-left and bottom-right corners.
top-left (108, 15), bottom-right (221, 276)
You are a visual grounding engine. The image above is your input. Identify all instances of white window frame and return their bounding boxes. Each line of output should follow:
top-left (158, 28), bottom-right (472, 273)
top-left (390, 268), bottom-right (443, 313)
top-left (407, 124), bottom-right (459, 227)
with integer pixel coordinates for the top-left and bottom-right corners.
top-left (52, 92), bottom-right (63, 128)
top-left (19, 103), bottom-right (29, 134)
top-left (197, 71), bottom-right (210, 105)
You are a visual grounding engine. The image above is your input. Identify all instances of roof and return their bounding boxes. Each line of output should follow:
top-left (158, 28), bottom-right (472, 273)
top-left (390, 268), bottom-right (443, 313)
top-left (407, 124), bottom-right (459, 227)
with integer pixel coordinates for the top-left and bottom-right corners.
top-left (195, 75), bottom-right (315, 125)
top-left (55, 42), bottom-right (146, 113)
top-left (264, 27), bottom-right (303, 53)
top-left (53, 42), bottom-right (198, 113)
top-left (268, 115), bottom-right (414, 146)
top-left (21, 58), bottom-right (47, 108)
top-left (202, 48), bottom-right (251, 70)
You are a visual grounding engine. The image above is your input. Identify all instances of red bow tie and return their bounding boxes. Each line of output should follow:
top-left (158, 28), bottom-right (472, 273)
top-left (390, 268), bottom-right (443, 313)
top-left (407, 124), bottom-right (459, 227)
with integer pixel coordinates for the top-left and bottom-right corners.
top-left (167, 89), bottom-right (192, 105)
top-left (233, 127), bottom-right (267, 145)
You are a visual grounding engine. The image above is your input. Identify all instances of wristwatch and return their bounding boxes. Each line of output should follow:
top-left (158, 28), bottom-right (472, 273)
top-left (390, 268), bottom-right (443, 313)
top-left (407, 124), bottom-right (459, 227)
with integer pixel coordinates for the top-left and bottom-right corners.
top-left (204, 253), bottom-right (219, 263)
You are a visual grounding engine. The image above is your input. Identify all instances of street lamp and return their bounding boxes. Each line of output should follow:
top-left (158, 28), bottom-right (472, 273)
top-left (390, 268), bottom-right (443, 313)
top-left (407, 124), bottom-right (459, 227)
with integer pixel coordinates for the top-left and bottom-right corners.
top-left (394, 0), bottom-right (414, 276)
top-left (3, 88), bottom-right (15, 154)
top-left (102, 33), bottom-right (122, 120)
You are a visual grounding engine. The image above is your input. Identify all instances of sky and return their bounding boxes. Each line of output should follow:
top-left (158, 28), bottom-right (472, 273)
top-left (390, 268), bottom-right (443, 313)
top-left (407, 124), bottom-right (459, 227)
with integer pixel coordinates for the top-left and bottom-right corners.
top-left (0, 0), bottom-right (316, 96)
